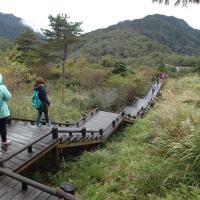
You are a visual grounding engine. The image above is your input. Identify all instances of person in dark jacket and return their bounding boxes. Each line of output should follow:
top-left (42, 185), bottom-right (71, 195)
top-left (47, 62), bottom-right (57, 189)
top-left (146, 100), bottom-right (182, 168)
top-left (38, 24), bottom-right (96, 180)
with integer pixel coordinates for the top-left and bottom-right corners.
top-left (34, 77), bottom-right (51, 127)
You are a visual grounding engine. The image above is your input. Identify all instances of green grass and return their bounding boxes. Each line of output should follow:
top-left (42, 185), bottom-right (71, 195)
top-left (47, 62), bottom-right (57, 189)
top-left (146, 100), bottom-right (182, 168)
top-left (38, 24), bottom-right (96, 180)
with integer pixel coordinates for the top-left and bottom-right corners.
top-left (9, 81), bottom-right (90, 122)
top-left (47, 74), bottom-right (200, 199)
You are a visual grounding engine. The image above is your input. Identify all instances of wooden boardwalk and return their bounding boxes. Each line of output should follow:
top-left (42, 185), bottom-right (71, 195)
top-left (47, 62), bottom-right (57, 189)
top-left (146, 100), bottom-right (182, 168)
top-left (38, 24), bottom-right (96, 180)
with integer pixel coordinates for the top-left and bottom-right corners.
top-left (58, 109), bottom-right (124, 148)
top-left (123, 82), bottom-right (162, 118)
top-left (0, 176), bottom-right (61, 200)
top-left (0, 80), bottom-right (162, 200)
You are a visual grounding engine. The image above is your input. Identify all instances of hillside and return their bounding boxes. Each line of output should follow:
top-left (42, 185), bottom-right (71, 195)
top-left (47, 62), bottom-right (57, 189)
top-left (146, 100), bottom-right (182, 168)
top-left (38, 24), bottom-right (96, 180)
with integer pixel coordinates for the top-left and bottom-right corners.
top-left (72, 14), bottom-right (200, 62)
top-left (0, 12), bottom-right (33, 40)
top-left (117, 14), bottom-right (200, 55)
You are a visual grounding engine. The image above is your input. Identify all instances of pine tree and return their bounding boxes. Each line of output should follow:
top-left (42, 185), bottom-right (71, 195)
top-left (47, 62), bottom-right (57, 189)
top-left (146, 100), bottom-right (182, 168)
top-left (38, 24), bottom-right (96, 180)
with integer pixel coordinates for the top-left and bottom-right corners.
top-left (42, 14), bottom-right (83, 85)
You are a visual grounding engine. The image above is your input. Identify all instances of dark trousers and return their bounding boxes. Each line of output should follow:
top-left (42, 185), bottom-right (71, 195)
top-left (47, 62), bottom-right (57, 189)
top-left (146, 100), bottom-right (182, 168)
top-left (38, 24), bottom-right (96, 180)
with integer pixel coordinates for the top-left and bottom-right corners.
top-left (0, 117), bottom-right (7, 142)
top-left (36, 110), bottom-right (49, 126)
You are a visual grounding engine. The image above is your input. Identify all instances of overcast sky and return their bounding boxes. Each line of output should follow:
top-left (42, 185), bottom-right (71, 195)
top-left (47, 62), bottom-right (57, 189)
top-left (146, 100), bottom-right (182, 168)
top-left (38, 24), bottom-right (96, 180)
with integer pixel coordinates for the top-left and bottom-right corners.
top-left (0, 0), bottom-right (200, 33)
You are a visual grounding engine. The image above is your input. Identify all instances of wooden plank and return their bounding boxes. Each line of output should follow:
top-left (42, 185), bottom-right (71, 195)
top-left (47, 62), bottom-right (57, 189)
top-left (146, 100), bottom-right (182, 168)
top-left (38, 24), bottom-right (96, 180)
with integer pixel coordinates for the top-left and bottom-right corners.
top-left (33, 192), bottom-right (51, 200)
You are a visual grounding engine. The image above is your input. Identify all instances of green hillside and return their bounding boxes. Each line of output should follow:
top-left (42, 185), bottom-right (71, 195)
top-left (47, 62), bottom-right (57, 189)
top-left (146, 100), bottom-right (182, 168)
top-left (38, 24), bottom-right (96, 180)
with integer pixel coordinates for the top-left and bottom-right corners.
top-left (72, 14), bottom-right (200, 63)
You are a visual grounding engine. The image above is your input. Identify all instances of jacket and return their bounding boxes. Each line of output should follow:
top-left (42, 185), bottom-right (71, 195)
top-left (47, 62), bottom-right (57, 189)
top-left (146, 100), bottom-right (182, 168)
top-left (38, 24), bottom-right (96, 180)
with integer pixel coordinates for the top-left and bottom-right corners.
top-left (33, 84), bottom-right (50, 112)
top-left (0, 74), bottom-right (11, 118)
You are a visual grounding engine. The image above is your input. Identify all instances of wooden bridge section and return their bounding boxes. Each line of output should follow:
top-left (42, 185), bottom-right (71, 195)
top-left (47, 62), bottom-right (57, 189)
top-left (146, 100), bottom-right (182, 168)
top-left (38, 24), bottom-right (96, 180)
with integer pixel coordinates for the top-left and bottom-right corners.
top-left (58, 109), bottom-right (124, 148)
top-left (123, 82), bottom-right (162, 118)
top-left (0, 81), bottom-right (162, 200)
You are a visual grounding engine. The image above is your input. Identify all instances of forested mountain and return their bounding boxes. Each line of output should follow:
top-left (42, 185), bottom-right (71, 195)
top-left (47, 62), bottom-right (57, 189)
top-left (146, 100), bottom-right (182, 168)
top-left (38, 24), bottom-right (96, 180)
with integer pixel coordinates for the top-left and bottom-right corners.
top-left (72, 14), bottom-right (200, 61)
top-left (0, 12), bottom-right (33, 40)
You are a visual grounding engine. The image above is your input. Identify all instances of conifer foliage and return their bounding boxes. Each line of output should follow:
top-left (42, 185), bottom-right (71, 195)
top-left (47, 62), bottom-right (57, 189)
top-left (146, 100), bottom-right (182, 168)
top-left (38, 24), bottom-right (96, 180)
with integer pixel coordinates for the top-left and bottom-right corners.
top-left (42, 14), bottom-right (83, 85)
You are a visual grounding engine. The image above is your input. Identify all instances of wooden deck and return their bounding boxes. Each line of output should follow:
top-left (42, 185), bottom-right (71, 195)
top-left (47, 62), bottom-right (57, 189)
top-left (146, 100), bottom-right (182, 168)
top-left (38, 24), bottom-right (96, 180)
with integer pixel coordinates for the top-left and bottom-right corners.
top-left (0, 80), bottom-right (163, 200)
top-left (58, 110), bottom-right (124, 148)
top-left (1, 122), bottom-right (59, 173)
top-left (0, 176), bottom-right (60, 200)
top-left (123, 82), bottom-right (162, 118)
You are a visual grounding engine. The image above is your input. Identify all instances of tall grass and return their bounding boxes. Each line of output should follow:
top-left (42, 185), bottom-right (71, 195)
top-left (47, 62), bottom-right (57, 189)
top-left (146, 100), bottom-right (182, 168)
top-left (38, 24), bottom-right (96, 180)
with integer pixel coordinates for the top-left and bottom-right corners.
top-left (47, 74), bottom-right (200, 199)
top-left (9, 81), bottom-right (90, 122)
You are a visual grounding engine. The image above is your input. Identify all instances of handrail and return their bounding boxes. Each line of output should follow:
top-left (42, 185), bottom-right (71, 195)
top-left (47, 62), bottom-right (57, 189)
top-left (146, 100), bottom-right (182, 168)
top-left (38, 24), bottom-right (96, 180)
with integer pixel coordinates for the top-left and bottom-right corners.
top-left (0, 127), bottom-right (59, 167)
top-left (11, 117), bottom-right (74, 126)
top-left (74, 108), bottom-right (99, 126)
top-left (58, 128), bottom-right (101, 134)
top-left (0, 167), bottom-right (80, 200)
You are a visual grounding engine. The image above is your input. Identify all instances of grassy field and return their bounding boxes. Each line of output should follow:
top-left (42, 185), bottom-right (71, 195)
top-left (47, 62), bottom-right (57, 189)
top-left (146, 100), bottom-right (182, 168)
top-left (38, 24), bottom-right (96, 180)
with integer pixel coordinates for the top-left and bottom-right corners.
top-left (46, 74), bottom-right (200, 200)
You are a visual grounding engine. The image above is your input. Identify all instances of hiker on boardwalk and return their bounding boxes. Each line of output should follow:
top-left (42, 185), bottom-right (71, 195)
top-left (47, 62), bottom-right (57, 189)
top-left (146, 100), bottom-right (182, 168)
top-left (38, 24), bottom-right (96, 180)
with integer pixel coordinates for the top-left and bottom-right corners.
top-left (152, 83), bottom-right (157, 95)
top-left (156, 74), bottom-right (160, 86)
top-left (0, 74), bottom-right (11, 146)
top-left (32, 77), bottom-right (51, 127)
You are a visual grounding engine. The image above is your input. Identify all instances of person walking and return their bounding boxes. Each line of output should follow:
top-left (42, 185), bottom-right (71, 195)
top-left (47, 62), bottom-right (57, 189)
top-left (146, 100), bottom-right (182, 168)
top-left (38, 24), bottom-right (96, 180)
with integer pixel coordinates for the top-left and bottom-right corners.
top-left (0, 73), bottom-right (11, 146)
top-left (33, 77), bottom-right (51, 127)
top-left (152, 83), bottom-right (157, 95)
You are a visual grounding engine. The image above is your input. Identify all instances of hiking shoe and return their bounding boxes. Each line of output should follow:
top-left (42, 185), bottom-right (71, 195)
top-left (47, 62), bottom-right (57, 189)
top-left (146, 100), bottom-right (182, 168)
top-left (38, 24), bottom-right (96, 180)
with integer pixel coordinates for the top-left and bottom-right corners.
top-left (1, 140), bottom-right (12, 146)
top-left (46, 122), bottom-right (52, 127)
top-left (35, 124), bottom-right (41, 128)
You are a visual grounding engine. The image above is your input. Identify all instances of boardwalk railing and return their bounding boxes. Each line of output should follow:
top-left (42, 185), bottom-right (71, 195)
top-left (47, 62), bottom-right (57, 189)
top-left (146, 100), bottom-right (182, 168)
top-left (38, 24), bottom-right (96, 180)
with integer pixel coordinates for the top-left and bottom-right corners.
top-left (58, 128), bottom-right (104, 137)
top-left (0, 167), bottom-right (79, 200)
top-left (0, 127), bottom-right (59, 168)
top-left (10, 117), bottom-right (74, 126)
top-left (74, 108), bottom-right (99, 127)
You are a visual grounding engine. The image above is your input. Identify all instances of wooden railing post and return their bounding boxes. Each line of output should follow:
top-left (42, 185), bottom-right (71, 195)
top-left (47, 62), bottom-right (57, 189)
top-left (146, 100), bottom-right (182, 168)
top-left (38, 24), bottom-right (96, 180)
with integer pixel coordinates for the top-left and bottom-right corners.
top-left (52, 127), bottom-right (58, 139)
top-left (81, 128), bottom-right (86, 138)
top-left (28, 146), bottom-right (32, 153)
top-left (99, 129), bottom-right (103, 136)
top-left (22, 182), bottom-right (28, 191)
top-left (0, 160), bottom-right (4, 168)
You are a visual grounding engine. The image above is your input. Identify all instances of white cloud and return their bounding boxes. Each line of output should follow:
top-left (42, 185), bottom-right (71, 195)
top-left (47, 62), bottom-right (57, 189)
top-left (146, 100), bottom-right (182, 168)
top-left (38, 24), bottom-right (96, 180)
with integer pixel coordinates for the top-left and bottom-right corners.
top-left (0, 0), bottom-right (200, 33)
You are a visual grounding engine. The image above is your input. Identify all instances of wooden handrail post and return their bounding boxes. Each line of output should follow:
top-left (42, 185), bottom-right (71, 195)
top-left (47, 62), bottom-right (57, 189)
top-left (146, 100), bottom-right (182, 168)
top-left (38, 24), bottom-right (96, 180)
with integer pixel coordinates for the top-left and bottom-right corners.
top-left (22, 182), bottom-right (28, 191)
top-left (52, 127), bottom-right (58, 139)
top-left (81, 128), bottom-right (86, 137)
top-left (0, 160), bottom-right (4, 168)
top-left (99, 129), bottom-right (103, 136)
top-left (28, 146), bottom-right (32, 153)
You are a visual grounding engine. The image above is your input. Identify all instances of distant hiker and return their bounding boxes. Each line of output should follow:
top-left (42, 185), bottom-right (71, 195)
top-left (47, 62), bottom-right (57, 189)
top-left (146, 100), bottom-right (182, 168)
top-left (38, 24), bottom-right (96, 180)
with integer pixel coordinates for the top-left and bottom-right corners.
top-left (156, 75), bottom-right (160, 86)
top-left (0, 74), bottom-right (11, 146)
top-left (152, 83), bottom-right (157, 95)
top-left (151, 75), bottom-right (156, 83)
top-left (32, 77), bottom-right (51, 127)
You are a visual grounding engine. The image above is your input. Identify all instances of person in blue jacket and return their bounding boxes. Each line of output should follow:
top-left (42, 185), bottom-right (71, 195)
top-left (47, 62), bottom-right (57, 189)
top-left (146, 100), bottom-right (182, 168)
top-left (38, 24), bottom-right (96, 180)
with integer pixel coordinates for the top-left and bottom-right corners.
top-left (0, 73), bottom-right (11, 146)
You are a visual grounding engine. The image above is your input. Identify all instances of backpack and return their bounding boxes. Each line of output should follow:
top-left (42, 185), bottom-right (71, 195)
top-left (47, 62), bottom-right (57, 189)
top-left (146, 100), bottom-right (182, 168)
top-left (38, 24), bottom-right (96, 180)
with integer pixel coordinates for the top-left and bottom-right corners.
top-left (32, 90), bottom-right (42, 109)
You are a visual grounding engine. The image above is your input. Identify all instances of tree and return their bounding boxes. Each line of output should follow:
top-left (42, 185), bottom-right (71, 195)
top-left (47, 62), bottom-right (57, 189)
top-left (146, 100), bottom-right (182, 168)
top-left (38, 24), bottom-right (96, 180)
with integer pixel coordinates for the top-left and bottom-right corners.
top-left (42, 14), bottom-right (83, 85)
top-left (15, 29), bottom-right (40, 66)
top-left (112, 61), bottom-right (128, 76)
top-left (153, 0), bottom-right (200, 6)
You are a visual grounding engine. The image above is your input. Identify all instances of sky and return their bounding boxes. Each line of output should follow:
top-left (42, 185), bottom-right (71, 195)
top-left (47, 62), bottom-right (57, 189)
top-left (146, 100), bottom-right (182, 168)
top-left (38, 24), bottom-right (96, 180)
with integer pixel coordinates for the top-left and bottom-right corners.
top-left (0, 0), bottom-right (200, 33)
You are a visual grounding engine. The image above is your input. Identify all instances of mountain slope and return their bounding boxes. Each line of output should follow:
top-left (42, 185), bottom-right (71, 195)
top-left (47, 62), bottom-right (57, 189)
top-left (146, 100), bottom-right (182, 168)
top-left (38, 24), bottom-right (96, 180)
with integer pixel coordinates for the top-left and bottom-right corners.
top-left (0, 12), bottom-right (32, 40)
top-left (117, 14), bottom-right (200, 55)
top-left (73, 14), bottom-right (200, 61)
